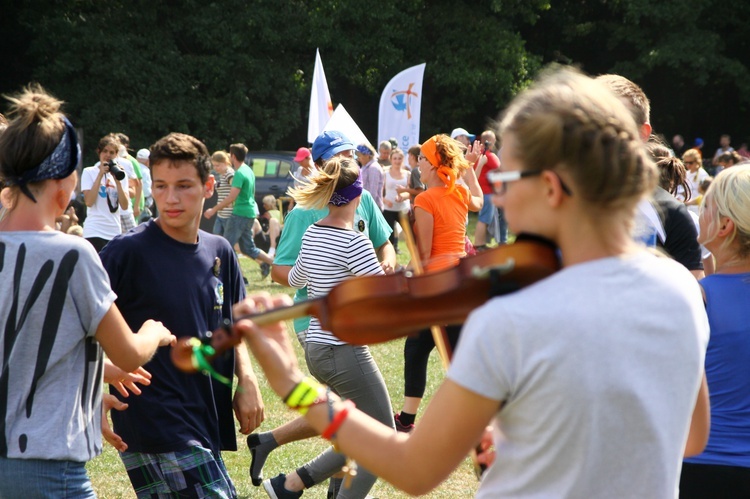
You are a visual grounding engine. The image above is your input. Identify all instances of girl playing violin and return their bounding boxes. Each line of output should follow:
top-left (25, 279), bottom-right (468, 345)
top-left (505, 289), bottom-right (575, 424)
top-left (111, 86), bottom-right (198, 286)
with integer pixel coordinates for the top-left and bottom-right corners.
top-left (233, 68), bottom-right (710, 497)
top-left (260, 156), bottom-right (395, 498)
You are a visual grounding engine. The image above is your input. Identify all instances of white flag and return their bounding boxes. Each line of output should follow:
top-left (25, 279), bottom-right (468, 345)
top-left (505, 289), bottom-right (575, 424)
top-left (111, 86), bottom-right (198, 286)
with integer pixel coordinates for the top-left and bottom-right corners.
top-left (378, 63), bottom-right (426, 151)
top-left (308, 49), bottom-right (334, 144)
top-left (323, 104), bottom-right (371, 148)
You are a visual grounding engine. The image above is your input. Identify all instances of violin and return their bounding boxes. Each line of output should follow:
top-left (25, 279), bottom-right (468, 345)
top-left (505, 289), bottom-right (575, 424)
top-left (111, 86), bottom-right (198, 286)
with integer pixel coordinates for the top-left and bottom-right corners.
top-left (171, 235), bottom-right (561, 374)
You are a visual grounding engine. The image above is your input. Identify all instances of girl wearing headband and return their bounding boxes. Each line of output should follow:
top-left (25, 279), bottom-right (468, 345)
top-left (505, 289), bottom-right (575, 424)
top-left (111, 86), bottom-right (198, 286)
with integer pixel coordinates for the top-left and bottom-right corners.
top-left (234, 68), bottom-right (709, 497)
top-left (261, 156), bottom-right (396, 498)
top-left (0, 85), bottom-right (174, 497)
top-left (393, 133), bottom-right (484, 432)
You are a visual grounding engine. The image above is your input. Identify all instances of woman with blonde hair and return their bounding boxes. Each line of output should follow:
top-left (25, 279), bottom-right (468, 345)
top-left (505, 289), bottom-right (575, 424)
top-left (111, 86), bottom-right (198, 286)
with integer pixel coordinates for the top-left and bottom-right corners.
top-left (261, 156), bottom-right (395, 499)
top-left (680, 147), bottom-right (709, 203)
top-left (681, 164), bottom-right (750, 497)
top-left (0, 84), bottom-right (174, 497)
top-left (381, 147), bottom-right (410, 253)
top-left (234, 68), bottom-right (710, 497)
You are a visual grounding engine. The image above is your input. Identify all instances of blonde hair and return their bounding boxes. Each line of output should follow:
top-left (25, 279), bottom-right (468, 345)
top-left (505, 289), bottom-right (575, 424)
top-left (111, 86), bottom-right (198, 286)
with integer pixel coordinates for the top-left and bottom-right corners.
top-left (500, 68), bottom-right (656, 212)
top-left (700, 164), bottom-right (750, 259)
top-left (211, 150), bottom-right (230, 164)
top-left (262, 194), bottom-right (277, 208)
top-left (287, 157), bottom-right (360, 210)
top-left (682, 148), bottom-right (702, 164)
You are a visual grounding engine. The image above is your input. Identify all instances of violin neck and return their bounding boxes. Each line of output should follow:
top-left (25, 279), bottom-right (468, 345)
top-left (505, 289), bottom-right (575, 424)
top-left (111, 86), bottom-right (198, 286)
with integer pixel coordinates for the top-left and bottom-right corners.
top-left (234, 299), bottom-right (319, 327)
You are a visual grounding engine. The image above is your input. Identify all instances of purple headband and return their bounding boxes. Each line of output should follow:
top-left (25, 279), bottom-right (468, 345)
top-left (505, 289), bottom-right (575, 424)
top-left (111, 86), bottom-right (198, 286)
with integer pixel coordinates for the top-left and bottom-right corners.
top-left (329, 176), bottom-right (363, 206)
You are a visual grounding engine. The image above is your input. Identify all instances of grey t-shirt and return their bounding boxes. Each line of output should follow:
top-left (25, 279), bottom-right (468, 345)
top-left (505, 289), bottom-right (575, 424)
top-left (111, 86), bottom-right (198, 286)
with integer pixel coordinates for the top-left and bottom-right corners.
top-left (449, 251), bottom-right (709, 498)
top-left (0, 232), bottom-right (115, 461)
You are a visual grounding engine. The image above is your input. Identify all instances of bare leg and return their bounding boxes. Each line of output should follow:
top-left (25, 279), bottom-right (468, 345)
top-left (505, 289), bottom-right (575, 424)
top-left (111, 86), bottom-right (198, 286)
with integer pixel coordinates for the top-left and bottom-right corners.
top-left (402, 396), bottom-right (421, 415)
top-left (268, 218), bottom-right (281, 256)
top-left (474, 220), bottom-right (489, 247)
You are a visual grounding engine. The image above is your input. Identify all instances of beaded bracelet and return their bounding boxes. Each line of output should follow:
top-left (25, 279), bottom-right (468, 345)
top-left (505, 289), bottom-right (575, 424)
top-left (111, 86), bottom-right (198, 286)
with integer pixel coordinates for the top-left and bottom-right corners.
top-left (321, 399), bottom-right (355, 441)
top-left (283, 377), bottom-right (325, 414)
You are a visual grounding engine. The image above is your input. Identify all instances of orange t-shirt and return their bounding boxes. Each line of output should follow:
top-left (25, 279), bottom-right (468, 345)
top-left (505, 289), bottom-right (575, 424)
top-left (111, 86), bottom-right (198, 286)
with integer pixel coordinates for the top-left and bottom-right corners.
top-left (414, 185), bottom-right (469, 272)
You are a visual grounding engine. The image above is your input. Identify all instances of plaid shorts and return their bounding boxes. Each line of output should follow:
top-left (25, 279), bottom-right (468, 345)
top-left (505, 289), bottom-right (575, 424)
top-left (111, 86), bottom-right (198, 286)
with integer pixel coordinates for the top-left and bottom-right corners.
top-left (120, 212), bottom-right (136, 233)
top-left (120, 446), bottom-right (236, 498)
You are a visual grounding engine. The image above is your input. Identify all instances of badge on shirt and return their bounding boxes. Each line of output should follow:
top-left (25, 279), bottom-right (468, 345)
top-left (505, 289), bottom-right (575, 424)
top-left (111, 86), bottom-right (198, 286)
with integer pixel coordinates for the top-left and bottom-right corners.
top-left (213, 257), bottom-right (221, 277)
top-left (214, 281), bottom-right (224, 306)
top-left (357, 219), bottom-right (366, 232)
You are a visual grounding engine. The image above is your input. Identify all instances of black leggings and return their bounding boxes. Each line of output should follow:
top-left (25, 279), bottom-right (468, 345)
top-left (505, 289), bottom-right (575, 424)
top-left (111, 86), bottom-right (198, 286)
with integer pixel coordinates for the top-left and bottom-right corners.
top-left (403, 325), bottom-right (461, 398)
top-left (382, 210), bottom-right (401, 249)
top-left (680, 462), bottom-right (750, 498)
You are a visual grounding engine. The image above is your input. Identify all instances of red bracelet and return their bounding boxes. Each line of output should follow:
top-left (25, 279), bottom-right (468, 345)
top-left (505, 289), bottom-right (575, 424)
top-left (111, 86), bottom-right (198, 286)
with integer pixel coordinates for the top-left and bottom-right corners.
top-left (321, 400), bottom-right (355, 440)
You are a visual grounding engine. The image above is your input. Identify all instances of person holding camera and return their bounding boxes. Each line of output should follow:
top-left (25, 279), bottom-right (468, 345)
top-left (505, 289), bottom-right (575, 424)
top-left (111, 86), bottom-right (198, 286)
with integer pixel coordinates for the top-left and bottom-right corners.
top-left (81, 134), bottom-right (130, 252)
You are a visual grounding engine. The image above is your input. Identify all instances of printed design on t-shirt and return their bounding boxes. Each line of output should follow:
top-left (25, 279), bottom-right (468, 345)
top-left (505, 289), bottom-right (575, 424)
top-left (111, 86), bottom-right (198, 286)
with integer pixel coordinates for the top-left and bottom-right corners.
top-left (0, 243), bottom-right (95, 456)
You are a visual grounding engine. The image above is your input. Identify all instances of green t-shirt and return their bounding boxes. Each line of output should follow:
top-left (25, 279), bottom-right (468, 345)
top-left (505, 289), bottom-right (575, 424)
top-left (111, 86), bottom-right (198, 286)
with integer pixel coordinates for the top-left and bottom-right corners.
top-left (273, 190), bottom-right (392, 333)
top-left (231, 164), bottom-right (259, 218)
top-left (126, 154), bottom-right (145, 212)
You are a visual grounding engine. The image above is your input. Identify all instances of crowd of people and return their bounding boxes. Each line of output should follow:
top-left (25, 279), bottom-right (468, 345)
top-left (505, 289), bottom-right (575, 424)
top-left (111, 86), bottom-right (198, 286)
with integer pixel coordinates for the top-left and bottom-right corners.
top-left (2, 65), bottom-right (750, 499)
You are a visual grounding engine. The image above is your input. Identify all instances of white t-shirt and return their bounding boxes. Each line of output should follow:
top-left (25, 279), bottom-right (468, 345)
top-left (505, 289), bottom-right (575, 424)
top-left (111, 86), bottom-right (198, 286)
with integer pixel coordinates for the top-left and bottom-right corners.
top-left (384, 169), bottom-right (410, 213)
top-left (81, 164), bottom-right (129, 240)
top-left (676, 168), bottom-right (709, 203)
top-left (449, 251), bottom-right (709, 498)
top-left (139, 162), bottom-right (152, 203)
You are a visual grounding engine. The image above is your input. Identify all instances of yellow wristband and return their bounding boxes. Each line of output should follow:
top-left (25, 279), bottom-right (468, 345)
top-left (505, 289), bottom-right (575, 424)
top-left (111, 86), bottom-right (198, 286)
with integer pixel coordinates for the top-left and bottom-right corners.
top-left (283, 377), bottom-right (324, 414)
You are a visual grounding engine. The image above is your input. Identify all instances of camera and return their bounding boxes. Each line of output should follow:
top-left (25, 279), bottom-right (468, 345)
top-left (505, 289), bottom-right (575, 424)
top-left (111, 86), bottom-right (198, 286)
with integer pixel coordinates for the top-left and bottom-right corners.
top-left (107, 160), bottom-right (126, 181)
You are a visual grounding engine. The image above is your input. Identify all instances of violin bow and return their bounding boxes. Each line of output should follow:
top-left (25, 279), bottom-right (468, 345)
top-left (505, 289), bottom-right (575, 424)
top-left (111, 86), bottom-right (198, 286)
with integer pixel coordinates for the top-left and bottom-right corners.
top-left (399, 211), bottom-right (452, 370)
top-left (399, 210), bottom-right (487, 479)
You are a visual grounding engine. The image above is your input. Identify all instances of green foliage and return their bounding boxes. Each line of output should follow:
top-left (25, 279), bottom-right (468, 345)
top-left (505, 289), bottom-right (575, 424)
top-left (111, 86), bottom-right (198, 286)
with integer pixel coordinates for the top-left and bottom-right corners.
top-left (2, 0), bottom-right (749, 162)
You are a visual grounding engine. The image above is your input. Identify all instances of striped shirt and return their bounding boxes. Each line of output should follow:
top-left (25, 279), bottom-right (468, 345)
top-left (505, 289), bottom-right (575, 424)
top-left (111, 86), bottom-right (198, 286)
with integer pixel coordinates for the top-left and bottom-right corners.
top-left (216, 169), bottom-right (235, 218)
top-left (288, 223), bottom-right (384, 345)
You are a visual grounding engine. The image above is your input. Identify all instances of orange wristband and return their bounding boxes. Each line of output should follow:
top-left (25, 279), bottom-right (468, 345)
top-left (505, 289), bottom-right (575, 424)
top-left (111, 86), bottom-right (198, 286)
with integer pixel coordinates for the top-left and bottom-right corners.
top-left (321, 400), bottom-right (355, 440)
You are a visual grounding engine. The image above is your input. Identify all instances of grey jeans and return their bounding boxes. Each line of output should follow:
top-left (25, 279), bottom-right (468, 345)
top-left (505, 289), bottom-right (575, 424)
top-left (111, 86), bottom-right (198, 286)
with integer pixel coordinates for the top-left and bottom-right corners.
top-left (298, 342), bottom-right (395, 498)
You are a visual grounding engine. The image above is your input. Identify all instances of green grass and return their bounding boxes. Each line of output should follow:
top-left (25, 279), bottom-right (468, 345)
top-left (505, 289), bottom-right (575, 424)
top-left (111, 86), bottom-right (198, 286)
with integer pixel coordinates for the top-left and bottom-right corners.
top-left (88, 214), bottom-right (492, 498)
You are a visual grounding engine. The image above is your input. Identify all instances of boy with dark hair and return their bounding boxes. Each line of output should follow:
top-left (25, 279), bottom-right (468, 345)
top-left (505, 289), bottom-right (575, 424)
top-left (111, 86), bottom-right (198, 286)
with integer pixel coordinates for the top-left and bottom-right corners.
top-left (101, 132), bottom-right (264, 498)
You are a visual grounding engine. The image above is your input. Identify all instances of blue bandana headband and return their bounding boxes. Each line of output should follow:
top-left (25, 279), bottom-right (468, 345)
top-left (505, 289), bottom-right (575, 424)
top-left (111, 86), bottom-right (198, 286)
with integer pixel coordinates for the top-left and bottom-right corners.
top-left (4, 117), bottom-right (79, 202)
top-left (329, 176), bottom-right (363, 206)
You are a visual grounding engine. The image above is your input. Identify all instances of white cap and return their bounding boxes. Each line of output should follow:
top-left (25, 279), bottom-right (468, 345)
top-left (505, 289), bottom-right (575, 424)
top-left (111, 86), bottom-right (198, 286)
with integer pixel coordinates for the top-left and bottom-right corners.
top-left (450, 127), bottom-right (475, 141)
top-left (136, 148), bottom-right (150, 160)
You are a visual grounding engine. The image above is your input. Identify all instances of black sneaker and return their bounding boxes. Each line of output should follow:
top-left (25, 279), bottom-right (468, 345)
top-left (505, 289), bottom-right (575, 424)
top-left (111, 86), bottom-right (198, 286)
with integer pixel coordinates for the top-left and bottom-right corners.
top-left (260, 262), bottom-right (271, 279)
top-left (394, 413), bottom-right (415, 433)
top-left (262, 474), bottom-right (302, 499)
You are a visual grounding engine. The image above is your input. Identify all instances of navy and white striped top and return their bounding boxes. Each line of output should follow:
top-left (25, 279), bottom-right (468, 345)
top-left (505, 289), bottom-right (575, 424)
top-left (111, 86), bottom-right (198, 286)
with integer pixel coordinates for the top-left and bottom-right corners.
top-left (288, 223), bottom-right (384, 345)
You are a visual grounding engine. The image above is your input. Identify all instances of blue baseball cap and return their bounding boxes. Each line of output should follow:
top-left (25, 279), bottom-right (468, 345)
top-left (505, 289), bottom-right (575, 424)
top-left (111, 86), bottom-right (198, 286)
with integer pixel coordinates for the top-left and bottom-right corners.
top-left (311, 130), bottom-right (356, 161)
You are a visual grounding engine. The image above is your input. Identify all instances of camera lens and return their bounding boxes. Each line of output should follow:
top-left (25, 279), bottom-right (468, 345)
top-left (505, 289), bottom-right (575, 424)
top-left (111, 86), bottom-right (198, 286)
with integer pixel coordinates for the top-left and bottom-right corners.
top-left (108, 161), bottom-right (126, 181)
